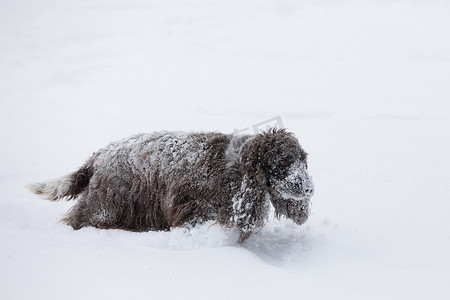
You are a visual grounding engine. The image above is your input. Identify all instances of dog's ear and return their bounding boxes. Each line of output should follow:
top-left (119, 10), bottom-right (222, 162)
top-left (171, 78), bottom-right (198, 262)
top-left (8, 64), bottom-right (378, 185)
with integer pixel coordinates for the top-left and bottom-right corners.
top-left (230, 135), bottom-right (270, 242)
top-left (241, 135), bottom-right (269, 186)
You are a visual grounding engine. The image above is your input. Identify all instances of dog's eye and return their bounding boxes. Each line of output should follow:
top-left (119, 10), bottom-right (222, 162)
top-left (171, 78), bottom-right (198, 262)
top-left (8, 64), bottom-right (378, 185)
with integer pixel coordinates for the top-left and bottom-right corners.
top-left (279, 159), bottom-right (293, 168)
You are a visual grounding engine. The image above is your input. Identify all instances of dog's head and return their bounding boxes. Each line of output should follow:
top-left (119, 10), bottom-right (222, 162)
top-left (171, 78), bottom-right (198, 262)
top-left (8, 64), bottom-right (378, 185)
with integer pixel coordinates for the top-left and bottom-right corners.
top-left (242, 129), bottom-right (314, 225)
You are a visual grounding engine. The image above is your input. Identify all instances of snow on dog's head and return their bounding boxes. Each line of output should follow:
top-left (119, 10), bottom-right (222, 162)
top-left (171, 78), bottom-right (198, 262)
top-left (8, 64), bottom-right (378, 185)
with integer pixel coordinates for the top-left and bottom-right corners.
top-left (242, 129), bottom-right (314, 226)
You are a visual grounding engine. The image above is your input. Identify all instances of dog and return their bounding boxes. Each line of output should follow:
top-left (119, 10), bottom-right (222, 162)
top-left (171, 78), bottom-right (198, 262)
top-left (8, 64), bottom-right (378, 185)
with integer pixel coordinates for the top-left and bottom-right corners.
top-left (27, 128), bottom-right (314, 242)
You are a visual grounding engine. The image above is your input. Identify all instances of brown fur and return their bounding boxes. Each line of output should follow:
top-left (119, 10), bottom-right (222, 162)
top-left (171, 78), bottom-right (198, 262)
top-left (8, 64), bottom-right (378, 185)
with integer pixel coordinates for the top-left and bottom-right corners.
top-left (28, 129), bottom-right (314, 242)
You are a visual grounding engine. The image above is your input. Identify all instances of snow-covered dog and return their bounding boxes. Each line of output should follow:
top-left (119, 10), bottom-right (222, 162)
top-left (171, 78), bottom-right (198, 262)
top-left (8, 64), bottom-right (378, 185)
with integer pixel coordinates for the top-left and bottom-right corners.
top-left (27, 129), bottom-right (314, 241)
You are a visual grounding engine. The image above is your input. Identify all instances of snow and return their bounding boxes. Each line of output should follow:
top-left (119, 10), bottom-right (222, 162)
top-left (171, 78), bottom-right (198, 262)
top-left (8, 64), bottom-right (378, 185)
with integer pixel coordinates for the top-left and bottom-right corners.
top-left (1, 0), bottom-right (450, 299)
top-left (276, 160), bottom-right (314, 200)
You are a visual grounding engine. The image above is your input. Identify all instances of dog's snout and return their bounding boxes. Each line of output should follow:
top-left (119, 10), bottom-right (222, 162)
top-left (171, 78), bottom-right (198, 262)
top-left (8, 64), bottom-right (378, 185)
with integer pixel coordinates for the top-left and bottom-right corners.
top-left (303, 175), bottom-right (314, 195)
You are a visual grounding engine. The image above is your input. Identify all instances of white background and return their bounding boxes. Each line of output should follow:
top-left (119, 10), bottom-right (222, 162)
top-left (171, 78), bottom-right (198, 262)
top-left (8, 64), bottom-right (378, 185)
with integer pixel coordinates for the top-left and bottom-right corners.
top-left (1, 0), bottom-right (450, 299)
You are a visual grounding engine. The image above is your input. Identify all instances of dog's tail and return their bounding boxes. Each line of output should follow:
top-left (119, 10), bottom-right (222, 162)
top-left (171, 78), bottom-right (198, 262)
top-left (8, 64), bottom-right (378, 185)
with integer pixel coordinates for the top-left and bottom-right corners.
top-left (26, 163), bottom-right (94, 201)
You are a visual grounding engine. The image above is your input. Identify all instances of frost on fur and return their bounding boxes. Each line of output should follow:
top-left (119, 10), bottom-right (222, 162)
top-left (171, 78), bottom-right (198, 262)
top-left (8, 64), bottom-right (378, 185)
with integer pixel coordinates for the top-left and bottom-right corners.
top-left (27, 129), bottom-right (314, 242)
top-left (26, 176), bottom-right (74, 201)
top-left (27, 164), bottom-right (93, 201)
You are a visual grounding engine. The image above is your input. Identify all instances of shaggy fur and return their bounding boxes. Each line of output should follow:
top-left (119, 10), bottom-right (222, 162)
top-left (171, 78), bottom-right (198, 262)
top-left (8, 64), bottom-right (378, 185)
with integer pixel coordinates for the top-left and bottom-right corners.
top-left (27, 129), bottom-right (314, 241)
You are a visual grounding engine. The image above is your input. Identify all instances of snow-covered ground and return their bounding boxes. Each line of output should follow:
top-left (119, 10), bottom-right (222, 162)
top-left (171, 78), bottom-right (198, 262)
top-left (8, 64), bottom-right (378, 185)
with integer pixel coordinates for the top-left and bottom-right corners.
top-left (1, 0), bottom-right (450, 299)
